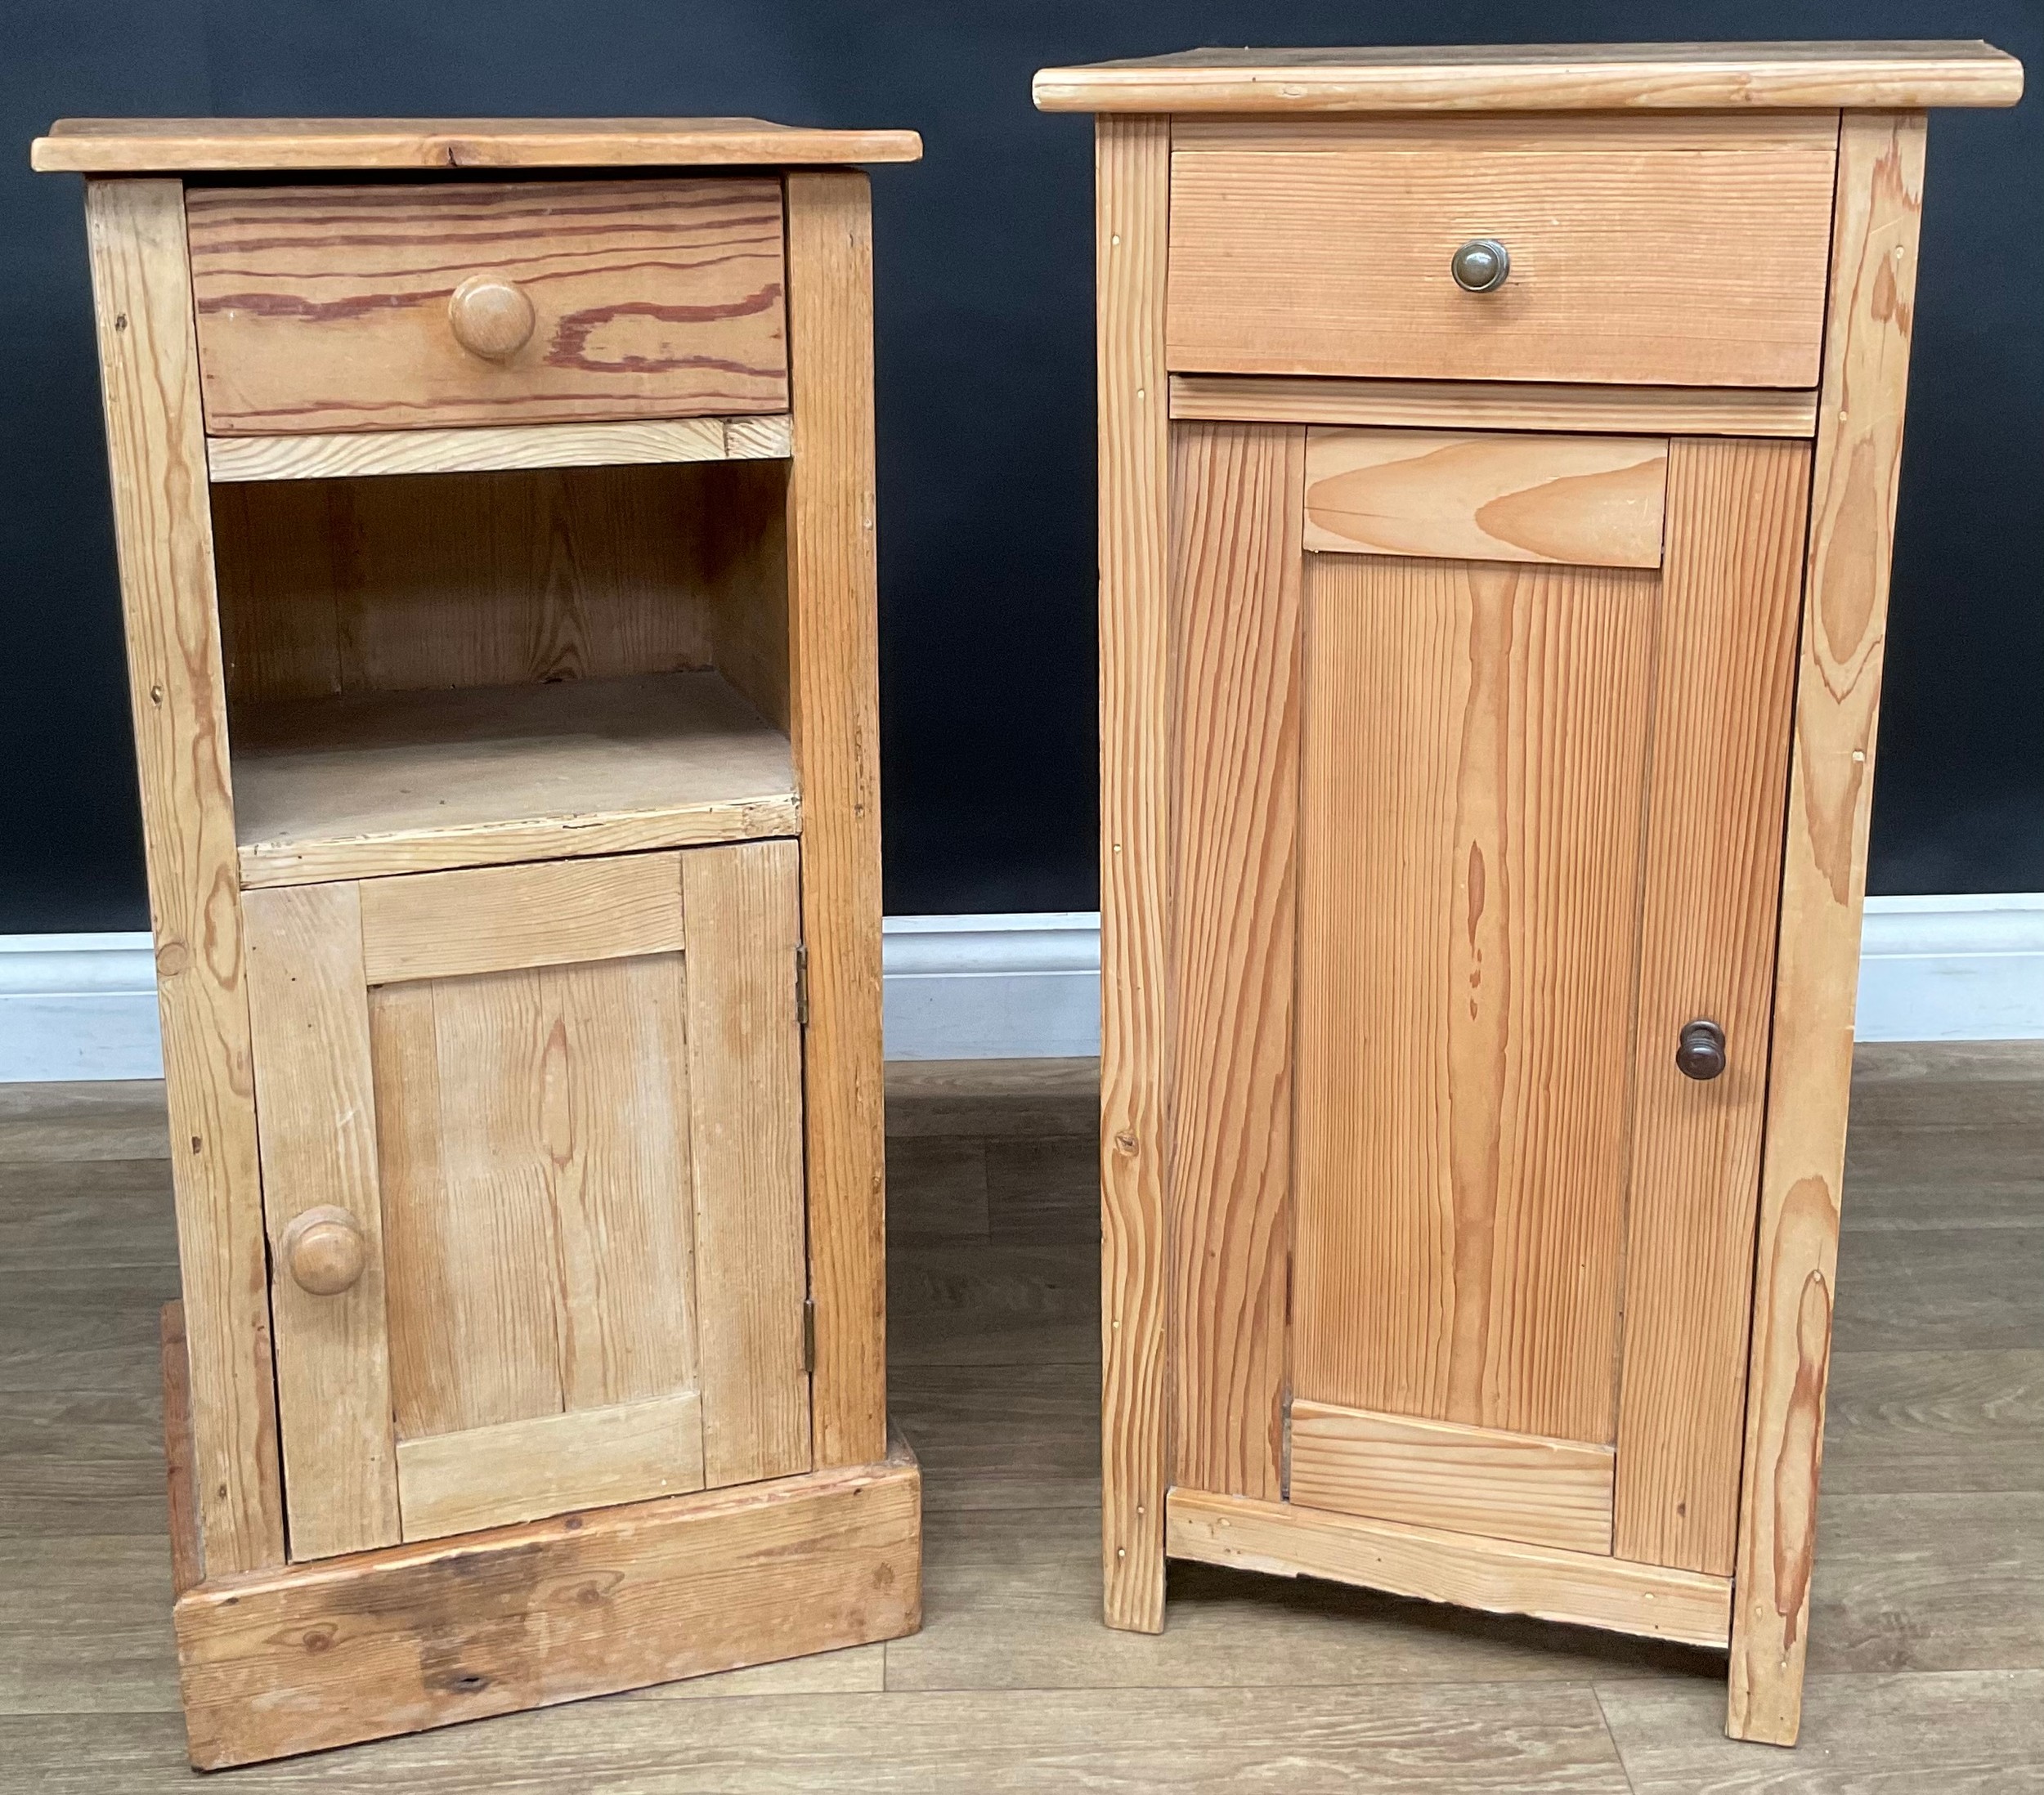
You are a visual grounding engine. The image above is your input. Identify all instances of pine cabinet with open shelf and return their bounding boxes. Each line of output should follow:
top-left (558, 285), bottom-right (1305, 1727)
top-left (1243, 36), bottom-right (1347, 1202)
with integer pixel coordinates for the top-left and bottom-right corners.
top-left (35, 114), bottom-right (922, 1768)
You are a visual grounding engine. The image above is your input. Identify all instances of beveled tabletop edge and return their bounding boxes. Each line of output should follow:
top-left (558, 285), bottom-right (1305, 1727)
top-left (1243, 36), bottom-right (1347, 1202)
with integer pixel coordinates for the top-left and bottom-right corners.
top-left (1033, 41), bottom-right (2024, 113)
top-left (31, 116), bottom-right (924, 173)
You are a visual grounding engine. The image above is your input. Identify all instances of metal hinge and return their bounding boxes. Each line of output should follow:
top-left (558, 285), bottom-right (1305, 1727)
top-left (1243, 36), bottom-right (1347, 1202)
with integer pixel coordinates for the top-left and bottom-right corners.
top-left (802, 1296), bottom-right (816, 1376)
top-left (795, 943), bottom-right (810, 1028)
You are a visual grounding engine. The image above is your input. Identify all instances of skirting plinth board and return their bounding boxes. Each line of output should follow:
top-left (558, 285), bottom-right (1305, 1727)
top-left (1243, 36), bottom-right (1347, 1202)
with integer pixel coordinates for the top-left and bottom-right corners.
top-left (161, 1305), bottom-right (922, 1770)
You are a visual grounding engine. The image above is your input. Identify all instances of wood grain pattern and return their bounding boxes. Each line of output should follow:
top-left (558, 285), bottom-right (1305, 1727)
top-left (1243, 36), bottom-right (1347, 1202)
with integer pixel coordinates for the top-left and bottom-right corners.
top-left (1167, 114), bottom-right (1837, 387)
top-left (1293, 551), bottom-right (1656, 1444)
top-left (1302, 427), bottom-right (1668, 567)
top-left (35, 115), bottom-right (923, 173)
top-left (242, 881), bottom-right (401, 1560)
top-left (1172, 374), bottom-right (1820, 438)
top-left (705, 460), bottom-right (795, 733)
top-left (1168, 1488), bottom-right (1732, 1648)
top-left (1728, 112), bottom-right (1929, 1749)
top-left (1611, 437), bottom-right (1812, 1577)
top-left (159, 1302), bottom-right (204, 1598)
top-left (373, 950), bottom-right (701, 1443)
top-left (83, 177), bottom-right (283, 1576)
top-left (783, 171), bottom-right (888, 1470)
top-left (1289, 1398), bottom-right (1616, 1556)
top-left (1167, 421), bottom-right (1303, 1503)
top-left (231, 670), bottom-right (797, 889)
top-left (395, 1389), bottom-right (706, 1541)
top-left (206, 414), bottom-right (791, 482)
top-left (173, 1435), bottom-right (921, 1770)
top-left (187, 180), bottom-right (787, 433)
top-left (358, 853), bottom-right (688, 985)
top-left (1033, 41), bottom-right (2023, 113)
top-left (683, 839), bottom-right (811, 1486)
top-left (1094, 116), bottom-right (1174, 1632)
top-left (212, 458), bottom-right (782, 705)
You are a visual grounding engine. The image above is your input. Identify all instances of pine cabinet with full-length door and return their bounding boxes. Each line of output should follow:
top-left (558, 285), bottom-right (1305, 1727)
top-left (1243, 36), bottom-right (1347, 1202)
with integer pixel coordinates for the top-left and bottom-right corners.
top-left (1037, 40), bottom-right (2023, 1748)
top-left (36, 114), bottom-right (924, 1768)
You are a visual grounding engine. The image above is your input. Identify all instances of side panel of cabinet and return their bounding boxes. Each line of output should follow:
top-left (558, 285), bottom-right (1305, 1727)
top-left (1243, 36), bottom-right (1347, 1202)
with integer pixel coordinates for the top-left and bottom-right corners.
top-left (1293, 551), bottom-right (1658, 1445)
top-left (247, 844), bottom-right (809, 1558)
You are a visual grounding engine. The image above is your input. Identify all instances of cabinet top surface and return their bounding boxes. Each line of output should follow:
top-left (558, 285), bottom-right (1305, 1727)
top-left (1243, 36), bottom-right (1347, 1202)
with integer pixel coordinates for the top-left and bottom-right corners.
top-left (30, 115), bottom-right (923, 174)
top-left (1033, 40), bottom-right (2022, 113)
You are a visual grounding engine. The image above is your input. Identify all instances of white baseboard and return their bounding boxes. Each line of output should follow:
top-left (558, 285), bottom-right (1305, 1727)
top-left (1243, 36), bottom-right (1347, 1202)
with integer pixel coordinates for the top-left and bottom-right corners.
top-left (2, 895), bottom-right (2039, 1079)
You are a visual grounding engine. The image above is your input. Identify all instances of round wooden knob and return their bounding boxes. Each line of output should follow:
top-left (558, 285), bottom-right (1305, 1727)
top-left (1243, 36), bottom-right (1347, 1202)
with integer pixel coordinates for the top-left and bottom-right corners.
top-left (282, 1206), bottom-right (368, 1296)
top-left (1675, 1018), bottom-right (1728, 1082)
top-left (447, 274), bottom-right (536, 359)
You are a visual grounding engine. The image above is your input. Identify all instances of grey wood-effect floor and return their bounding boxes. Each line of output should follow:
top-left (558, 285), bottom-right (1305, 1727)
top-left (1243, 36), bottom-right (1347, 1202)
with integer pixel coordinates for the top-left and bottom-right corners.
top-left (1, 1044), bottom-right (2037, 1791)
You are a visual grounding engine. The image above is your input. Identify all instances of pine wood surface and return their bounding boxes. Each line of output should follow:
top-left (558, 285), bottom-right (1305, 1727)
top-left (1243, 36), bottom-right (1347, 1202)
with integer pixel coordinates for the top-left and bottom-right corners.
top-left (1168, 1490), bottom-right (1728, 1648)
top-left (241, 882), bottom-right (400, 1560)
top-left (1166, 421), bottom-right (1302, 1504)
top-left (782, 171), bottom-right (888, 1470)
top-left (1166, 114), bottom-right (1837, 388)
top-left (1610, 437), bottom-right (1812, 1578)
top-left (680, 839), bottom-right (812, 1488)
top-left (356, 853), bottom-right (687, 983)
top-left (206, 413), bottom-right (791, 482)
top-left (230, 670), bottom-right (797, 889)
top-left (1293, 552), bottom-right (1658, 1444)
top-left (1033, 40), bottom-right (2024, 113)
top-left (1302, 427), bottom-right (1669, 567)
top-left (392, 1388), bottom-right (706, 1541)
top-left (1288, 1401), bottom-right (1616, 1556)
top-left (34, 116), bottom-right (923, 172)
top-left (186, 180), bottom-right (787, 434)
top-left (1728, 111), bottom-right (1931, 1748)
top-left (369, 952), bottom-right (701, 1442)
top-left (1172, 374), bottom-right (1821, 438)
top-left (211, 457), bottom-right (786, 708)
top-left (0, 1046), bottom-right (2038, 1784)
top-left (1093, 115), bottom-right (1173, 1632)
top-left (82, 177), bottom-right (283, 1578)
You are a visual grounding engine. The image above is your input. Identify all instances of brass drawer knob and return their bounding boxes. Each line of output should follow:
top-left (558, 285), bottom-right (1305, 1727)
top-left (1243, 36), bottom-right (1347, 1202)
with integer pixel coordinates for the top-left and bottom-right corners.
top-left (1450, 237), bottom-right (1510, 293)
top-left (1675, 1018), bottom-right (1728, 1081)
top-left (448, 273), bottom-right (536, 359)
top-left (282, 1206), bottom-right (369, 1296)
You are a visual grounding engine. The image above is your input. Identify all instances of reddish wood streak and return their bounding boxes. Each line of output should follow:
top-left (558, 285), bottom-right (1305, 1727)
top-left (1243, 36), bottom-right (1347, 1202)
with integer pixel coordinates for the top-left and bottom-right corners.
top-left (189, 213), bottom-right (782, 259)
top-left (547, 290), bottom-right (784, 373)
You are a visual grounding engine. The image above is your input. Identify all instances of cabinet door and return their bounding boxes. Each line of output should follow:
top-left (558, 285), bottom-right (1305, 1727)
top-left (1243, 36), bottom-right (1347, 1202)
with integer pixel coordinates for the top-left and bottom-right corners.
top-left (244, 840), bottom-right (809, 1560)
top-left (1293, 427), bottom-right (1809, 1569)
top-left (1168, 421), bottom-right (1810, 1576)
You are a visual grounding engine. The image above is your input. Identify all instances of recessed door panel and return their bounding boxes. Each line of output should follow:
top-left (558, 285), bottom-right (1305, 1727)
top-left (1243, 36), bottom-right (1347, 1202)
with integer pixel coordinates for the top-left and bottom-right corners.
top-left (1293, 550), bottom-right (1658, 1446)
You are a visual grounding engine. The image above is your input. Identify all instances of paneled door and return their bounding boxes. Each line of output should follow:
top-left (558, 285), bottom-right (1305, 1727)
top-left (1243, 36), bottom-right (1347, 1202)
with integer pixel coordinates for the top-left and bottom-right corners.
top-left (242, 839), bottom-right (810, 1560)
top-left (1168, 419), bottom-right (1813, 1576)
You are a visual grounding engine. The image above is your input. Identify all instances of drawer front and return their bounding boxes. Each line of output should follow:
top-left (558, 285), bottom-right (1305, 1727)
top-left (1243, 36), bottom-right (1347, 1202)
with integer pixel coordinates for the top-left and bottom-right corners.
top-left (188, 178), bottom-right (788, 434)
top-left (1168, 114), bottom-right (1837, 387)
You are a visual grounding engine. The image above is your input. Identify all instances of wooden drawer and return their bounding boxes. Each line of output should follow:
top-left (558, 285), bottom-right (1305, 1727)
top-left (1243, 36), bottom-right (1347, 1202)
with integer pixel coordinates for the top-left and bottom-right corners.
top-left (187, 178), bottom-right (788, 433)
top-left (1167, 114), bottom-right (1838, 387)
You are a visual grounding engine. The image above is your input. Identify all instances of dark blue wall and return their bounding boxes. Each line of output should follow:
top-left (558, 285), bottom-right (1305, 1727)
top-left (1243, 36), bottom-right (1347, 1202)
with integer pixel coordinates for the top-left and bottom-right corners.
top-left (3, 2), bottom-right (2037, 929)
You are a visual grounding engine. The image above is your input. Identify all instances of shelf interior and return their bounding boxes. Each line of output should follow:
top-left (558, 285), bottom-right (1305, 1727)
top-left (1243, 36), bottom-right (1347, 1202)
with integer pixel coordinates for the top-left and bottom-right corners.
top-left (233, 670), bottom-right (796, 885)
top-left (212, 455), bottom-right (795, 886)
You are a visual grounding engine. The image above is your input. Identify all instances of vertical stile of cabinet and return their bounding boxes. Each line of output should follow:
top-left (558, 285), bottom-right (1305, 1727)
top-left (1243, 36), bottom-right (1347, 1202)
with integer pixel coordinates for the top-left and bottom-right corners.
top-left (1036, 41), bottom-right (2022, 1748)
top-left (38, 114), bottom-right (923, 1768)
